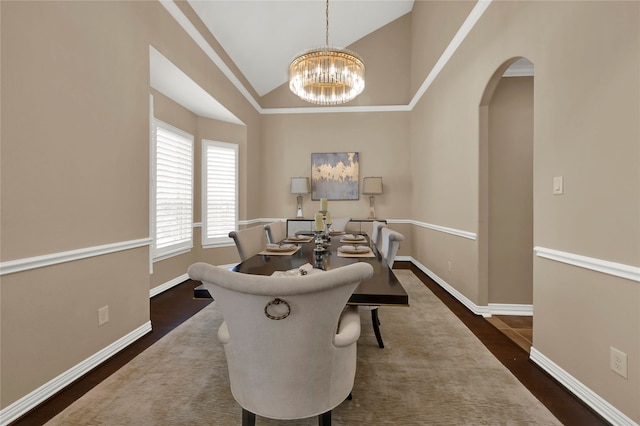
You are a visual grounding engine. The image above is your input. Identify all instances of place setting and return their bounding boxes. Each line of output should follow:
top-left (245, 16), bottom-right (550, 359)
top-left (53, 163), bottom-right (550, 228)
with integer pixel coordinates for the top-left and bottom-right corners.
top-left (337, 242), bottom-right (375, 258)
top-left (282, 233), bottom-right (314, 243)
top-left (339, 233), bottom-right (367, 243)
top-left (258, 243), bottom-right (302, 256)
top-left (271, 262), bottom-right (323, 277)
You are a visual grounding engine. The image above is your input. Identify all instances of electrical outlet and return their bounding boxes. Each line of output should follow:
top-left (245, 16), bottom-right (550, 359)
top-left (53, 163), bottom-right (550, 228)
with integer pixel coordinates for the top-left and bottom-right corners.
top-left (98, 305), bottom-right (109, 326)
top-left (447, 260), bottom-right (452, 272)
top-left (610, 347), bottom-right (627, 379)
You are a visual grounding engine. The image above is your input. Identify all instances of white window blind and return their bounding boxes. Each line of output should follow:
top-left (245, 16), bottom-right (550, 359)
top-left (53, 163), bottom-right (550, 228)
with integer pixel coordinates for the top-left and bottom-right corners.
top-left (152, 119), bottom-right (193, 259)
top-left (202, 140), bottom-right (238, 246)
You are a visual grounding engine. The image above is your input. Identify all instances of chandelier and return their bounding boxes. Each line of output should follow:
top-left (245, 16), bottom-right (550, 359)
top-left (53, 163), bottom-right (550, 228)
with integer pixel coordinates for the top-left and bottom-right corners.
top-left (289, 0), bottom-right (365, 105)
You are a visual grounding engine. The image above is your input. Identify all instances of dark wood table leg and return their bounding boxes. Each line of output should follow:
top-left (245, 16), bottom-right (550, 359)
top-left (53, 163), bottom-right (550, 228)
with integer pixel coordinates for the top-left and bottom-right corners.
top-left (372, 308), bottom-right (384, 348)
top-left (318, 411), bottom-right (331, 426)
top-left (242, 409), bottom-right (256, 426)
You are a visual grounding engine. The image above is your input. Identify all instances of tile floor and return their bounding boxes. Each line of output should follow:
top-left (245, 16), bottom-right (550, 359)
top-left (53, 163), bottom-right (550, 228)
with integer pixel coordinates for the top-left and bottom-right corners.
top-left (486, 315), bottom-right (533, 353)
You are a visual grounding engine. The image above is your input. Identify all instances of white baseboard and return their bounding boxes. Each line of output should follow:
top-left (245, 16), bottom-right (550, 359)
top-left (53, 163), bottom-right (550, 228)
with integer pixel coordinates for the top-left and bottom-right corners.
top-left (530, 347), bottom-right (638, 426)
top-left (487, 303), bottom-right (533, 316)
top-left (0, 321), bottom-right (152, 426)
top-left (150, 273), bottom-right (189, 298)
top-left (150, 264), bottom-right (238, 299)
top-left (410, 257), bottom-right (491, 317)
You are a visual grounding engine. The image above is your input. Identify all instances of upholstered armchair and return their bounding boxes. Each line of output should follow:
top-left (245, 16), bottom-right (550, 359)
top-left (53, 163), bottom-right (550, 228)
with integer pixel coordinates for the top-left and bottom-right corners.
top-left (228, 226), bottom-right (265, 261)
top-left (264, 221), bottom-right (286, 244)
top-left (187, 262), bottom-right (374, 426)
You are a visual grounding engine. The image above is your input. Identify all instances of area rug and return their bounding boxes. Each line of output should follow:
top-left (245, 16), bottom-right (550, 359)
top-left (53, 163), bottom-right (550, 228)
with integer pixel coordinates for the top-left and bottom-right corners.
top-left (46, 270), bottom-right (561, 425)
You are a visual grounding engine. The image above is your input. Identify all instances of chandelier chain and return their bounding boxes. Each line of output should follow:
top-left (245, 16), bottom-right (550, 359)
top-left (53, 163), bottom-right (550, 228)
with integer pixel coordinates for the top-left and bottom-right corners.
top-left (325, 0), bottom-right (329, 47)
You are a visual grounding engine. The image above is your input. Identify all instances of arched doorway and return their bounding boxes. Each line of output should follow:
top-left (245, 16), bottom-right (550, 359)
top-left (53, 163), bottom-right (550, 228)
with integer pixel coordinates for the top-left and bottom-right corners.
top-left (479, 57), bottom-right (534, 351)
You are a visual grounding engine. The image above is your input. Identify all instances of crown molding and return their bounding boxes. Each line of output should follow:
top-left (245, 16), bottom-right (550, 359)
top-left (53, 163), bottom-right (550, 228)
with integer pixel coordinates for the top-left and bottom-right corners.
top-left (160, 0), bottom-right (493, 116)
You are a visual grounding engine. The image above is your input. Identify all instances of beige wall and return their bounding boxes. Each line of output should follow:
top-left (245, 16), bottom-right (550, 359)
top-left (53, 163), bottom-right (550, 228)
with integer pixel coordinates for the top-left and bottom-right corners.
top-left (2, 0), bottom-right (639, 423)
top-left (487, 76), bottom-right (534, 304)
top-left (1, 1), bottom-right (154, 408)
top-left (410, 0), bottom-right (639, 420)
top-left (259, 112), bottom-right (411, 221)
top-left (0, 0), bottom-right (259, 410)
top-left (410, 1), bottom-right (475, 95)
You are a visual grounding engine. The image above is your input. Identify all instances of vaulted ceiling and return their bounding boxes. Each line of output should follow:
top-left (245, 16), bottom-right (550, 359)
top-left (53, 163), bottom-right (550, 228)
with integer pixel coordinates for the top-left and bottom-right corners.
top-left (187, 0), bottom-right (415, 97)
top-left (152, 1), bottom-right (532, 123)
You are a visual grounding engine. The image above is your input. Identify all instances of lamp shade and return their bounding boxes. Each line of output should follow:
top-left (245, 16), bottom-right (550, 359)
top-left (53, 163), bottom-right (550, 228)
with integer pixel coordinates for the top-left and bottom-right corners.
top-left (290, 177), bottom-right (310, 194)
top-left (362, 177), bottom-right (383, 195)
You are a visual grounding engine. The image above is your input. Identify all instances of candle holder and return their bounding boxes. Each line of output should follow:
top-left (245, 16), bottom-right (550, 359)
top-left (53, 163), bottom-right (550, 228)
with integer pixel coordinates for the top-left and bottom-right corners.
top-left (314, 252), bottom-right (326, 270)
top-left (314, 231), bottom-right (327, 254)
top-left (325, 221), bottom-right (332, 241)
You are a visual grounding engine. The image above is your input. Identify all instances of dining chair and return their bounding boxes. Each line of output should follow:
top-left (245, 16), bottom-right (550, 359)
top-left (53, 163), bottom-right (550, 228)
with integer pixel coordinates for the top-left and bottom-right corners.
top-left (371, 220), bottom-right (387, 251)
top-left (229, 226), bottom-right (266, 262)
top-left (361, 226), bottom-right (405, 349)
top-left (286, 219), bottom-right (314, 235)
top-left (264, 221), bottom-right (286, 244)
top-left (187, 262), bottom-right (374, 426)
top-left (380, 227), bottom-right (404, 268)
top-left (330, 217), bottom-right (351, 232)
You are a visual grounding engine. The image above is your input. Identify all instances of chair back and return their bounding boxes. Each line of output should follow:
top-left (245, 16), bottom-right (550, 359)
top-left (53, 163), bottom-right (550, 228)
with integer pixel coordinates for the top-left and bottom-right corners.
top-left (330, 217), bottom-right (351, 232)
top-left (187, 262), bottom-right (374, 421)
top-left (380, 227), bottom-right (404, 268)
top-left (229, 226), bottom-right (265, 261)
top-left (286, 219), bottom-right (313, 235)
top-left (264, 221), bottom-right (286, 244)
top-left (371, 220), bottom-right (387, 250)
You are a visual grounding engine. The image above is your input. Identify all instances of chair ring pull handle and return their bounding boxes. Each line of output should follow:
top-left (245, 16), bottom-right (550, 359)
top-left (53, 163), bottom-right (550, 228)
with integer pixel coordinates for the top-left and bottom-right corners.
top-left (264, 298), bottom-right (291, 320)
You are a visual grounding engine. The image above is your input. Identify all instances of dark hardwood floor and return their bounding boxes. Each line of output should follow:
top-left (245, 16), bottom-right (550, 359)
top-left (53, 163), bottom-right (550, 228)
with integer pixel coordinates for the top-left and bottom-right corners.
top-left (12, 263), bottom-right (609, 425)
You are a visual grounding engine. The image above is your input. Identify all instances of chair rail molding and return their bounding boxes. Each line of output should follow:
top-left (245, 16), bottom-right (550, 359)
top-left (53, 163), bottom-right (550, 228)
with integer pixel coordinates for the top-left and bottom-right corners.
top-left (534, 246), bottom-right (640, 283)
top-left (411, 220), bottom-right (477, 240)
top-left (0, 238), bottom-right (152, 276)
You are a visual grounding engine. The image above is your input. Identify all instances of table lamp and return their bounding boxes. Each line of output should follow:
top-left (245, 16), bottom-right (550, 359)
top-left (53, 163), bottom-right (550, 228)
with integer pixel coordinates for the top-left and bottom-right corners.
top-left (362, 177), bottom-right (383, 219)
top-left (290, 177), bottom-right (310, 217)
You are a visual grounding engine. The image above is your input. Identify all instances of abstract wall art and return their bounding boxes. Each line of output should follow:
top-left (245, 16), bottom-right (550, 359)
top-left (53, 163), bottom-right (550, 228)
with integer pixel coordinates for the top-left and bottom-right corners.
top-left (311, 152), bottom-right (359, 200)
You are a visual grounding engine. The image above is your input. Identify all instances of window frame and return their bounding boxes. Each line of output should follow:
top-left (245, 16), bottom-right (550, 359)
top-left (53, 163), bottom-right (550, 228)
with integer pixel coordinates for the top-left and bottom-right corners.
top-left (150, 118), bottom-right (194, 261)
top-left (202, 139), bottom-right (238, 248)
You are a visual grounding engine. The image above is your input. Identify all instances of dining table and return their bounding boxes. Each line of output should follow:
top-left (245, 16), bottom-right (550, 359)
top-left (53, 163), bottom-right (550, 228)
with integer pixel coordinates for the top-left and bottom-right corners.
top-left (194, 232), bottom-right (409, 307)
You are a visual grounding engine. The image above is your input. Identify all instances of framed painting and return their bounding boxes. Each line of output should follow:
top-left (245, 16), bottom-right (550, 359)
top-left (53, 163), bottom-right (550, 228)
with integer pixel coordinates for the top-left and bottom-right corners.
top-left (311, 152), bottom-right (359, 200)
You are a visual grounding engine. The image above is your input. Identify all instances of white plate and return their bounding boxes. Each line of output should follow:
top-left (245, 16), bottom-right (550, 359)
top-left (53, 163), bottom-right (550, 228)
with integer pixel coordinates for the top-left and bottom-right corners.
top-left (286, 234), bottom-right (309, 241)
top-left (265, 244), bottom-right (296, 252)
top-left (342, 234), bottom-right (366, 241)
top-left (339, 245), bottom-right (370, 254)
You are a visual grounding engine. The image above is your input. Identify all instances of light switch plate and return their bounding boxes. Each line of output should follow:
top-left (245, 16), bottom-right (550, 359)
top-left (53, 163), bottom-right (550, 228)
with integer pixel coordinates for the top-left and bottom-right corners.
top-left (553, 176), bottom-right (564, 195)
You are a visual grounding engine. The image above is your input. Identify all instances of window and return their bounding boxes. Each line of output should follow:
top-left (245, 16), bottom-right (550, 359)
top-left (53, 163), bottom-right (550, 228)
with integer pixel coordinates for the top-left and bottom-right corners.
top-left (151, 119), bottom-right (194, 260)
top-left (202, 140), bottom-right (238, 247)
